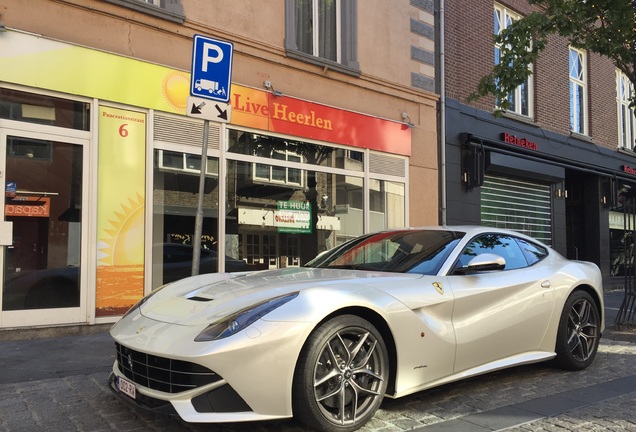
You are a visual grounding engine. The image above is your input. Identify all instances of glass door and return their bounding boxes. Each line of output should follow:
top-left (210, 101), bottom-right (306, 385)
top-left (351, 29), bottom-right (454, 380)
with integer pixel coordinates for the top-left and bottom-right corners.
top-left (0, 130), bottom-right (87, 327)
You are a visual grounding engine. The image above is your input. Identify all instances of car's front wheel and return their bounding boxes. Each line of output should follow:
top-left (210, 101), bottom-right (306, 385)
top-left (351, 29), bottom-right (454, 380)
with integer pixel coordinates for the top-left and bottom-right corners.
top-left (293, 315), bottom-right (389, 432)
top-left (554, 290), bottom-right (601, 370)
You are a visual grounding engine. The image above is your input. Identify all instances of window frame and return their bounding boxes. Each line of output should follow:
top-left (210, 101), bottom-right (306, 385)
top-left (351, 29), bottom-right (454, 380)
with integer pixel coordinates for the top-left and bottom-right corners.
top-left (569, 47), bottom-right (588, 135)
top-left (617, 70), bottom-right (636, 150)
top-left (493, 3), bottom-right (534, 118)
top-left (101, 0), bottom-right (185, 23)
top-left (285, 0), bottom-right (360, 76)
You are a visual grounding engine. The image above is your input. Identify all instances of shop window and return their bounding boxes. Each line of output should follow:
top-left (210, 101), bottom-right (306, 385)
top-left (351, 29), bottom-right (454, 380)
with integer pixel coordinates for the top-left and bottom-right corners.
top-left (152, 149), bottom-right (234, 289)
top-left (0, 88), bottom-right (90, 131)
top-left (285, 0), bottom-right (360, 75)
top-left (494, 4), bottom-right (533, 117)
top-left (617, 70), bottom-right (636, 150)
top-left (227, 159), bottom-right (363, 267)
top-left (369, 179), bottom-right (405, 232)
top-left (569, 47), bottom-right (588, 135)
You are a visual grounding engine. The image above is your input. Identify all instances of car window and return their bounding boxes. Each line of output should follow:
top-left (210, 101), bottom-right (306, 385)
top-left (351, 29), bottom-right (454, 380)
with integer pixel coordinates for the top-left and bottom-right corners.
top-left (306, 230), bottom-right (465, 275)
top-left (515, 238), bottom-right (548, 265)
top-left (457, 234), bottom-right (527, 270)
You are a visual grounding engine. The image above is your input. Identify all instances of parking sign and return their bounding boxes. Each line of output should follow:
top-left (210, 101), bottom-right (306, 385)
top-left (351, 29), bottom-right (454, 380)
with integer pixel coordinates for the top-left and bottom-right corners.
top-left (190, 35), bottom-right (233, 103)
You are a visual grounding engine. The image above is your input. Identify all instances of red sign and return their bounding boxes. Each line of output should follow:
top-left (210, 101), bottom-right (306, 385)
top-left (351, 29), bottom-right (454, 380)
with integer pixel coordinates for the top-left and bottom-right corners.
top-left (623, 165), bottom-right (636, 175)
top-left (501, 132), bottom-right (538, 151)
top-left (231, 85), bottom-right (411, 156)
top-left (5, 196), bottom-right (51, 217)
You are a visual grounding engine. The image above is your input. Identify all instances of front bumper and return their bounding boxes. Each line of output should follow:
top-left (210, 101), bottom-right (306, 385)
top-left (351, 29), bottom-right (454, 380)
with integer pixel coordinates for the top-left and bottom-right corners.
top-left (108, 372), bottom-right (177, 416)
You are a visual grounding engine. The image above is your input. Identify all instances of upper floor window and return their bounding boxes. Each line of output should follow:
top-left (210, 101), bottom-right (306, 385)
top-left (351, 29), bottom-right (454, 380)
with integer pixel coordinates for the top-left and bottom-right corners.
top-left (494, 4), bottom-right (532, 117)
top-left (569, 47), bottom-right (588, 135)
top-left (617, 70), bottom-right (636, 150)
top-left (101, 0), bottom-right (184, 23)
top-left (285, 0), bottom-right (359, 75)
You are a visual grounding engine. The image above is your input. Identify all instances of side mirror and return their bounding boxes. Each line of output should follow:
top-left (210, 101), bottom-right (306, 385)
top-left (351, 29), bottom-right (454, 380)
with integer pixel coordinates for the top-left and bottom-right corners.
top-left (455, 253), bottom-right (506, 275)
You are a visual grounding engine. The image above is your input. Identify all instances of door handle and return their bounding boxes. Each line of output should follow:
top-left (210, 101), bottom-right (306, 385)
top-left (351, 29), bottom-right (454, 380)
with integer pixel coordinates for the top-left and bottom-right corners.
top-left (541, 280), bottom-right (551, 288)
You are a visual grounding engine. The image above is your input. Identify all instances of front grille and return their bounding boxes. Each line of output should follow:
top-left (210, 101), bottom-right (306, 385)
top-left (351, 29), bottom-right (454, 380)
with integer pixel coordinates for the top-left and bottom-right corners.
top-left (115, 342), bottom-right (222, 393)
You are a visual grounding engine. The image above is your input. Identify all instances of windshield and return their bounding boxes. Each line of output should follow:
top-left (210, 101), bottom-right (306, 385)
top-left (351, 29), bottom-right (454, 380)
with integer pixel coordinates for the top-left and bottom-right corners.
top-left (305, 230), bottom-right (465, 275)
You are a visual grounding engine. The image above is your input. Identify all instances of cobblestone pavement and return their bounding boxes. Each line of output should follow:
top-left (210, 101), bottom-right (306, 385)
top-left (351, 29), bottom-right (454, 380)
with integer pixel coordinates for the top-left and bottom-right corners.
top-left (1, 330), bottom-right (636, 432)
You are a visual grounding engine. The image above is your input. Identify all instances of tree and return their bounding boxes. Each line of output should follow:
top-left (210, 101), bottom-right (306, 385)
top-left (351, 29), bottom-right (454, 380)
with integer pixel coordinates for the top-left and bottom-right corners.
top-left (470, 0), bottom-right (636, 113)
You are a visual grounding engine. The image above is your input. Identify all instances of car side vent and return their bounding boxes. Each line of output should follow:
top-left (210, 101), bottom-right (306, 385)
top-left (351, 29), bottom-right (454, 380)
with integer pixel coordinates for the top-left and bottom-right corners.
top-left (188, 296), bottom-right (213, 302)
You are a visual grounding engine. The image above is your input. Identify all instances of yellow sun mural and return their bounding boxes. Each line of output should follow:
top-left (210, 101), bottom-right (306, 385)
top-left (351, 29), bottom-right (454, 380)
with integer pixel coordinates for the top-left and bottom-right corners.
top-left (96, 106), bottom-right (147, 316)
top-left (162, 71), bottom-right (190, 112)
top-left (97, 193), bottom-right (145, 266)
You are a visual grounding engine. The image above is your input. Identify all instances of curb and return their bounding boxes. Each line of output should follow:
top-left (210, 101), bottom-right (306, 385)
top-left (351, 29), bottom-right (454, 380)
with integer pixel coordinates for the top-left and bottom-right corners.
top-left (0, 323), bottom-right (112, 342)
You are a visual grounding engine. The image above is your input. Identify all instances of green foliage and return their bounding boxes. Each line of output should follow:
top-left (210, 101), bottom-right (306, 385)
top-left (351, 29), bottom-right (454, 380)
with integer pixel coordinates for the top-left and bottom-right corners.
top-left (469, 0), bottom-right (636, 115)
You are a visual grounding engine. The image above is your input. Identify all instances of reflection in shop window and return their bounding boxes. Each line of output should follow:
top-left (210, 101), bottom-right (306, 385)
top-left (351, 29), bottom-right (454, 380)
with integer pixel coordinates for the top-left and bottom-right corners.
top-left (370, 179), bottom-right (405, 231)
top-left (152, 149), bottom-right (242, 289)
top-left (254, 150), bottom-right (304, 187)
top-left (158, 150), bottom-right (219, 175)
top-left (227, 159), bottom-right (363, 268)
top-left (229, 130), bottom-right (363, 171)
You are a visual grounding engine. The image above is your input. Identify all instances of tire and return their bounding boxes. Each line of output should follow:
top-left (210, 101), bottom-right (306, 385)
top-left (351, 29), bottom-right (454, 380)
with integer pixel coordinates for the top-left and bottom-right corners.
top-left (553, 290), bottom-right (601, 371)
top-left (293, 315), bottom-right (389, 432)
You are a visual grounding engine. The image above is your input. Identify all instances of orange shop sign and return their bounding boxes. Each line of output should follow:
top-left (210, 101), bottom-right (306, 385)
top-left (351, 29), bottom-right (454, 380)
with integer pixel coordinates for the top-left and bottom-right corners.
top-left (5, 196), bottom-right (51, 217)
top-left (230, 85), bottom-right (412, 156)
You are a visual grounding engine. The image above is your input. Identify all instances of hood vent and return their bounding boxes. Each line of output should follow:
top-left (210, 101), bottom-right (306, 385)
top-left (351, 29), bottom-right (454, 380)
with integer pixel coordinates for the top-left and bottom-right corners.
top-left (188, 296), bottom-right (214, 302)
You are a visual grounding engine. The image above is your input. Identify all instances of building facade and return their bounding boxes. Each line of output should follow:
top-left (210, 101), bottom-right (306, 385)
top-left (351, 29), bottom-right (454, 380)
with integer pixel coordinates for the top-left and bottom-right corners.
top-left (441, 0), bottom-right (636, 289)
top-left (0, 0), bottom-right (439, 329)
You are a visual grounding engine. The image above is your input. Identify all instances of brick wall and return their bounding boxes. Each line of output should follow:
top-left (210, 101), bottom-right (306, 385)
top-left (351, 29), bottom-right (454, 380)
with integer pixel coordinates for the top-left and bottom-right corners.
top-left (444, 0), bottom-right (620, 149)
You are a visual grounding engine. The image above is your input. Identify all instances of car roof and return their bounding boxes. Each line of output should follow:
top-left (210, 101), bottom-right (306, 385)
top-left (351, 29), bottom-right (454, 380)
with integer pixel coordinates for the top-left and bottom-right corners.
top-left (383, 226), bottom-right (548, 246)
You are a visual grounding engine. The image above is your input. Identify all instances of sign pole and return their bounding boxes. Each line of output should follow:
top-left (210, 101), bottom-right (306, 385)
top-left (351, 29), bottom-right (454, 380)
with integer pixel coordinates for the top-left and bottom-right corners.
top-left (188, 34), bottom-right (233, 275)
top-left (191, 119), bottom-right (209, 276)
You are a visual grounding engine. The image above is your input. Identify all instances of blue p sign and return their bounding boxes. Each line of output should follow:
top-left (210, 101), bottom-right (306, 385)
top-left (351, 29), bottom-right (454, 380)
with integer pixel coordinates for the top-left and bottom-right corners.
top-left (190, 35), bottom-right (233, 103)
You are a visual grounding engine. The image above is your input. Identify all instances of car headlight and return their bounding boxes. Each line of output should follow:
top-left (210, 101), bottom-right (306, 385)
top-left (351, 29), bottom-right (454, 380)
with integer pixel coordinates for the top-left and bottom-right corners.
top-left (195, 292), bottom-right (299, 342)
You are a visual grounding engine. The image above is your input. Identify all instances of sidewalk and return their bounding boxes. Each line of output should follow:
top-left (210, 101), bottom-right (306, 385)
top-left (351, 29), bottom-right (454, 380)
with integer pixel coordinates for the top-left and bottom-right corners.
top-left (0, 324), bottom-right (114, 385)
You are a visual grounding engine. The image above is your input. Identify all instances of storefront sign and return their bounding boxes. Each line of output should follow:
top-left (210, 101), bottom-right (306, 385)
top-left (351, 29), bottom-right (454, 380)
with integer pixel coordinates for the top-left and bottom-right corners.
top-left (622, 165), bottom-right (636, 175)
top-left (0, 31), bottom-right (411, 157)
top-left (275, 201), bottom-right (312, 234)
top-left (232, 86), bottom-right (411, 156)
top-left (5, 196), bottom-right (50, 217)
top-left (501, 132), bottom-right (538, 151)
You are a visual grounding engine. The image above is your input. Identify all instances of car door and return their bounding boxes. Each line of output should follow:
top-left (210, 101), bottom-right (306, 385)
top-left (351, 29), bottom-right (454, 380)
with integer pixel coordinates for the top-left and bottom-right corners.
top-left (448, 234), bottom-right (555, 373)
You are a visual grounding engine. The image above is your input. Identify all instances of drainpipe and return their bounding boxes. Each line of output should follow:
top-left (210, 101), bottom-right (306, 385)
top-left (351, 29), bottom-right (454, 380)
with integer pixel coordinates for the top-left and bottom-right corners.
top-left (438, 0), bottom-right (447, 225)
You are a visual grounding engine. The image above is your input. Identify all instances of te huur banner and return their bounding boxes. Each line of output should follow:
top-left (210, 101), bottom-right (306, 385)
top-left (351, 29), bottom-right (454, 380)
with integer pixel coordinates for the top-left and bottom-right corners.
top-left (275, 201), bottom-right (312, 234)
top-left (95, 106), bottom-right (146, 317)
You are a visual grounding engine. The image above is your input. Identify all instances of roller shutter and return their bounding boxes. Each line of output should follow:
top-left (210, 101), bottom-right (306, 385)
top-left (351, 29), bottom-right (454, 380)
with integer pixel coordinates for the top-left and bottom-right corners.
top-left (481, 175), bottom-right (552, 245)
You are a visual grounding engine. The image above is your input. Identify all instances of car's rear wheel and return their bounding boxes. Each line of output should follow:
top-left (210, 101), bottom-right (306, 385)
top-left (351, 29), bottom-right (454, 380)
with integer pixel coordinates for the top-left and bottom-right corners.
top-left (293, 315), bottom-right (388, 432)
top-left (554, 290), bottom-right (600, 370)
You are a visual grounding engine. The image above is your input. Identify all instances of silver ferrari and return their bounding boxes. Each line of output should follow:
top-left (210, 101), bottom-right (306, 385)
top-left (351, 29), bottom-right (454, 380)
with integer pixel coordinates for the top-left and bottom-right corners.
top-left (109, 226), bottom-right (604, 432)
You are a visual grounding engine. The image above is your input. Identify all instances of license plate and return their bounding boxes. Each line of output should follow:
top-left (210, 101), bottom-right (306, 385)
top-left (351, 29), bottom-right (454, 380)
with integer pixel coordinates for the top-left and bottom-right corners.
top-left (117, 376), bottom-right (136, 399)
